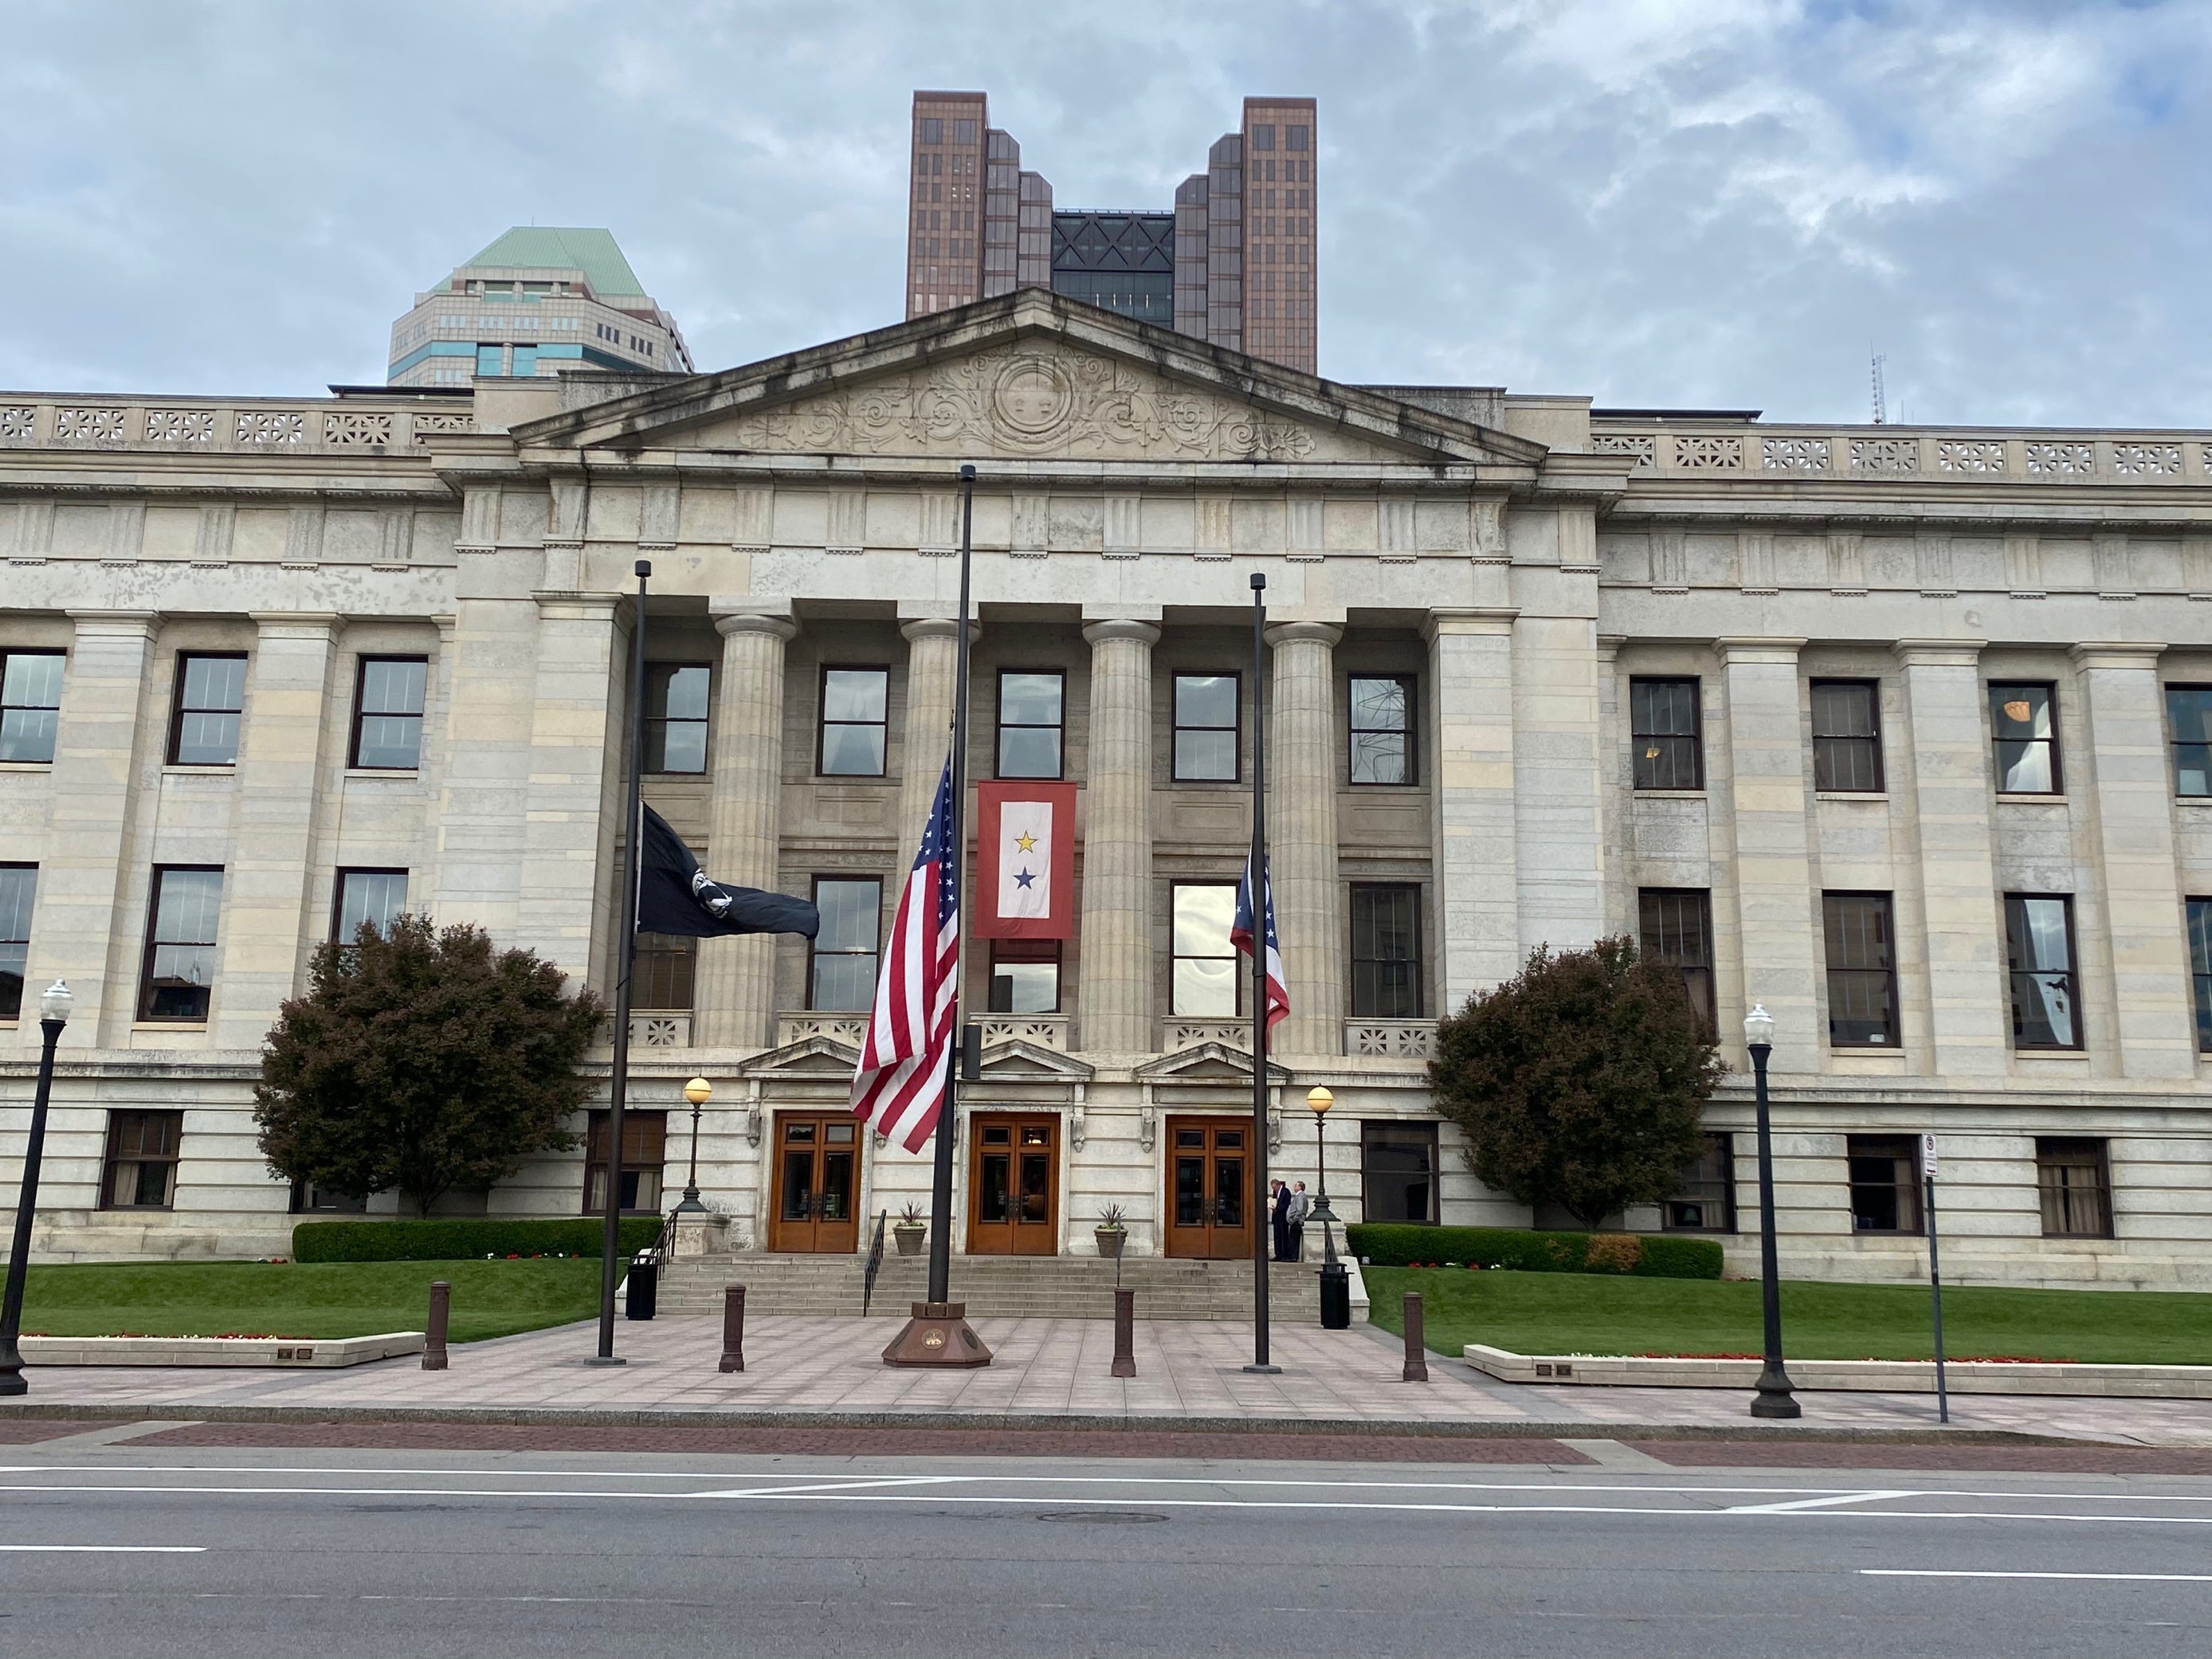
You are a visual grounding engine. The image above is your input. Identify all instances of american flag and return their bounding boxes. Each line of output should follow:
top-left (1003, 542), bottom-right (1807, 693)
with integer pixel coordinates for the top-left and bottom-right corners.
top-left (1231, 852), bottom-right (1289, 1031)
top-left (850, 758), bottom-right (961, 1151)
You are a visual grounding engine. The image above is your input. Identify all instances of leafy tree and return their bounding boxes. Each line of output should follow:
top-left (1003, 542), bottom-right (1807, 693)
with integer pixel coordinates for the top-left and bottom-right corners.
top-left (1427, 937), bottom-right (1723, 1229)
top-left (256, 916), bottom-right (604, 1216)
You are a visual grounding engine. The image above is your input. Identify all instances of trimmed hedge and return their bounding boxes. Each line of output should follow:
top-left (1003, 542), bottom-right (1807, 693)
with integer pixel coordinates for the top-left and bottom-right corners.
top-left (292, 1217), bottom-right (664, 1264)
top-left (1346, 1223), bottom-right (1724, 1281)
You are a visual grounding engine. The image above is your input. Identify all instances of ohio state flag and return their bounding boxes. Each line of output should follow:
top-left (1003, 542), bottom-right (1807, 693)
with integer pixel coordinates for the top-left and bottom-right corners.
top-left (975, 780), bottom-right (1076, 939)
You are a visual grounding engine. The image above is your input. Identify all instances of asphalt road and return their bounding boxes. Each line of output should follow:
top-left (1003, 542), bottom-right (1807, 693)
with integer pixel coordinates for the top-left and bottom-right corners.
top-left (4, 1444), bottom-right (2211, 1657)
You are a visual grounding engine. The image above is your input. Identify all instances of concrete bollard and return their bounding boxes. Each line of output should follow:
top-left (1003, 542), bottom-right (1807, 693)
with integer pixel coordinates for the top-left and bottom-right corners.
top-left (422, 1280), bottom-right (450, 1371)
top-left (719, 1284), bottom-right (747, 1374)
top-left (1111, 1286), bottom-right (1137, 1379)
top-left (1401, 1291), bottom-right (1429, 1383)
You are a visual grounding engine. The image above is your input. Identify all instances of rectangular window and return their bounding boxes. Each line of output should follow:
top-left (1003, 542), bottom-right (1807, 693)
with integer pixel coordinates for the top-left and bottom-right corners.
top-left (0, 863), bottom-right (33, 1022)
top-left (2005, 894), bottom-right (2081, 1049)
top-left (1810, 679), bottom-right (1884, 792)
top-left (918, 117), bottom-right (943, 144)
top-left (1171, 882), bottom-right (1240, 1017)
top-left (633, 933), bottom-right (696, 1011)
top-left (645, 663), bottom-right (710, 775)
top-left (818, 666), bottom-right (889, 777)
top-left (1989, 682), bottom-right (2061, 794)
top-left (350, 657), bottom-right (427, 770)
top-left (1348, 674), bottom-right (1415, 786)
top-left (2036, 1137), bottom-right (2113, 1238)
top-left (996, 669), bottom-right (1065, 779)
top-left (332, 869), bottom-right (408, 943)
top-left (2170, 686), bottom-right (2212, 797)
top-left (166, 653), bottom-right (248, 767)
top-left (808, 877), bottom-right (881, 1011)
top-left (509, 344), bottom-right (537, 377)
top-left (102, 1109), bottom-right (184, 1210)
top-left (289, 1180), bottom-right (366, 1215)
top-left (0, 649), bottom-right (65, 764)
top-left (2189, 898), bottom-right (2212, 1054)
top-left (1665, 1131), bottom-right (1736, 1233)
top-left (584, 1109), bottom-right (666, 1214)
top-left (1173, 673), bottom-right (1240, 782)
top-left (1630, 677), bottom-right (1703, 790)
top-left (475, 343), bottom-right (503, 377)
top-left (1846, 1135), bottom-right (1922, 1234)
top-left (139, 866), bottom-right (223, 1022)
top-left (1349, 884), bottom-right (1422, 1018)
top-left (989, 939), bottom-right (1061, 1014)
top-left (1822, 892), bottom-right (1897, 1047)
top-left (1637, 888), bottom-right (1715, 1034)
top-left (1251, 123), bottom-right (1276, 150)
top-left (1361, 1121), bottom-right (1438, 1225)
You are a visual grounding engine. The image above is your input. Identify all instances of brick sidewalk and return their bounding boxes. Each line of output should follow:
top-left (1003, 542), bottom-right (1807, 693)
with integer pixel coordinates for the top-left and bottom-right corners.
top-left (11, 1314), bottom-right (2212, 1448)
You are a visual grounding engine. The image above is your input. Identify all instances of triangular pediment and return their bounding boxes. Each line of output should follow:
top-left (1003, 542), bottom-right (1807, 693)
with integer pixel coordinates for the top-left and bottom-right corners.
top-left (739, 1034), bottom-right (859, 1078)
top-left (1135, 1041), bottom-right (1292, 1084)
top-left (511, 291), bottom-right (1543, 471)
top-left (974, 1039), bottom-right (1094, 1081)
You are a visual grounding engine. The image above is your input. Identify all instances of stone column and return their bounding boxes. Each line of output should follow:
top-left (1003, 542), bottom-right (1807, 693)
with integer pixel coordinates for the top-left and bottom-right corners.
top-left (898, 615), bottom-right (966, 840)
top-left (215, 613), bottom-right (339, 1049)
top-left (1265, 620), bottom-right (1344, 1056)
top-left (518, 594), bottom-right (622, 990)
top-left (429, 595), bottom-right (539, 939)
top-left (1719, 638), bottom-right (1820, 1073)
top-left (1424, 610), bottom-right (1519, 1010)
top-left (693, 610), bottom-right (798, 1049)
top-left (1896, 641), bottom-right (2006, 1077)
top-left (2073, 644), bottom-right (2194, 1078)
top-left (1512, 613), bottom-right (1606, 956)
top-left (1077, 618), bottom-right (1160, 1053)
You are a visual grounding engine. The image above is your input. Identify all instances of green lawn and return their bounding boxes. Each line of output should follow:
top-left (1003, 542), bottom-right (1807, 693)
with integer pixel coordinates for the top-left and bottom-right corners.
top-left (20, 1258), bottom-right (605, 1343)
top-left (1364, 1266), bottom-right (2212, 1367)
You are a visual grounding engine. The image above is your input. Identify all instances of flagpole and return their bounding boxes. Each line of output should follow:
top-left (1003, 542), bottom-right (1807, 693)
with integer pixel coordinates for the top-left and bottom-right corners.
top-left (1246, 571), bottom-right (1278, 1374)
top-left (594, 556), bottom-right (651, 1363)
top-left (927, 463), bottom-right (979, 1308)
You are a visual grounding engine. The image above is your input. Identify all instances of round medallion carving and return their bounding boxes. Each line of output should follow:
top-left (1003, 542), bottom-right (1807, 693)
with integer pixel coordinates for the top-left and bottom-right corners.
top-left (990, 356), bottom-right (1076, 443)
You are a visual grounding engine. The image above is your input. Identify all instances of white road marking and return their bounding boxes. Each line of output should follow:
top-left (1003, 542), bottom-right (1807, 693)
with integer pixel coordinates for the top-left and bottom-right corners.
top-left (1728, 1490), bottom-right (1914, 1514)
top-left (0, 1544), bottom-right (206, 1553)
top-left (1863, 1570), bottom-right (2212, 1583)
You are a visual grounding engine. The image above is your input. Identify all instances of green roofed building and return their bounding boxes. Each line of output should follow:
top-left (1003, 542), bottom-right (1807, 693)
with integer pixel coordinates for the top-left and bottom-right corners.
top-left (386, 226), bottom-right (694, 386)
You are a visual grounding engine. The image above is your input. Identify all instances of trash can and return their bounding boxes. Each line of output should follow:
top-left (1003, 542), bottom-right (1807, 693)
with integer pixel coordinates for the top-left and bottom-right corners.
top-left (625, 1252), bottom-right (660, 1321)
top-left (1318, 1263), bottom-right (1351, 1330)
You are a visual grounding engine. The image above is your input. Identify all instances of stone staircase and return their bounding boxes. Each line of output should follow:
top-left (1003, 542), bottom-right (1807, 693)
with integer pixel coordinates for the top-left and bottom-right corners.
top-left (654, 1249), bottom-right (1353, 1322)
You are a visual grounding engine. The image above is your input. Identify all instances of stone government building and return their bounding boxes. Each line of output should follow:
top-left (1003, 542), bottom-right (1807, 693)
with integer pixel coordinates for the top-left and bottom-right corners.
top-left (3, 289), bottom-right (2210, 1287)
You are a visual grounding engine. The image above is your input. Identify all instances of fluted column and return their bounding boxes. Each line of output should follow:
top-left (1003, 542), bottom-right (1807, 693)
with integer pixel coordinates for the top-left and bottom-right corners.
top-left (693, 610), bottom-right (797, 1049)
top-left (1077, 618), bottom-right (1160, 1053)
top-left (897, 616), bottom-right (967, 840)
top-left (1265, 620), bottom-right (1344, 1056)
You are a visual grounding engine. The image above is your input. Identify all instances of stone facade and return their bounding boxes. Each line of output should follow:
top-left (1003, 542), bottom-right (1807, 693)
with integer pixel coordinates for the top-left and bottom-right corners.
top-left (3, 291), bottom-right (2210, 1286)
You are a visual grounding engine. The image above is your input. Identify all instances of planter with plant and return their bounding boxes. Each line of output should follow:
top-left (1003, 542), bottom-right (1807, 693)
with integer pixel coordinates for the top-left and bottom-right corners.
top-left (1095, 1204), bottom-right (1128, 1259)
top-left (893, 1201), bottom-right (928, 1256)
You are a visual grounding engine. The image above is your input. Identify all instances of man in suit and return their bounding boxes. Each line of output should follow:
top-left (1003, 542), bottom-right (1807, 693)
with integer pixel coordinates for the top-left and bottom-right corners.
top-left (1269, 1179), bottom-right (1294, 1261)
top-left (1288, 1180), bottom-right (1312, 1260)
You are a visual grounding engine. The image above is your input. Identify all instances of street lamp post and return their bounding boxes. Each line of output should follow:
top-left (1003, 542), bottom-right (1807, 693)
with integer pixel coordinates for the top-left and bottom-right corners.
top-left (1, 980), bottom-right (74, 1398)
top-left (676, 1076), bottom-right (712, 1214)
top-left (1744, 1002), bottom-right (1800, 1420)
top-left (1305, 1085), bottom-right (1351, 1330)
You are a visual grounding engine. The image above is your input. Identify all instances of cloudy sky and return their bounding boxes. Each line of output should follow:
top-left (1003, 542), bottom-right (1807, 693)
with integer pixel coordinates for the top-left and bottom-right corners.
top-left (5, 0), bottom-right (2206, 425)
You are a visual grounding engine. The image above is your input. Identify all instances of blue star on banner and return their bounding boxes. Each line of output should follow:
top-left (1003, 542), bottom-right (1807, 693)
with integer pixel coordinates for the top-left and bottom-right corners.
top-left (1014, 867), bottom-right (1035, 888)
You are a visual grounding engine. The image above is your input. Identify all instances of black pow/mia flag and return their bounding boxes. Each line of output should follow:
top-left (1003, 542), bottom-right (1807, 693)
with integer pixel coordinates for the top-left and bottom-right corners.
top-left (635, 805), bottom-right (819, 939)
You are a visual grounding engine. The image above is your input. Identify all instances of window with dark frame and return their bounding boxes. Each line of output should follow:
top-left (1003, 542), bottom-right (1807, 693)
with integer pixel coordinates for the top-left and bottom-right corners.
top-left (1171, 882), bottom-right (1240, 1018)
top-left (288, 1180), bottom-right (367, 1215)
top-left (996, 670), bottom-right (1065, 779)
top-left (1173, 673), bottom-right (1240, 782)
top-left (167, 653), bottom-right (248, 767)
top-left (644, 663), bottom-right (711, 775)
top-left (0, 649), bottom-right (65, 765)
top-left (101, 1109), bottom-right (183, 1210)
top-left (2036, 1137), bottom-right (2113, 1237)
top-left (2169, 686), bottom-right (2212, 798)
top-left (2005, 894), bottom-right (2081, 1049)
top-left (808, 877), bottom-right (881, 1011)
top-left (1665, 1131), bottom-right (1737, 1233)
top-left (818, 666), bottom-right (889, 777)
top-left (1637, 888), bottom-right (1716, 1034)
top-left (1360, 1120), bottom-right (1438, 1224)
top-left (1846, 1134), bottom-right (1922, 1233)
top-left (2189, 898), bottom-right (2212, 1054)
top-left (1348, 884), bottom-right (1422, 1019)
top-left (331, 869), bottom-right (408, 944)
top-left (0, 863), bottom-right (33, 1022)
top-left (1810, 679), bottom-right (1885, 792)
top-left (1822, 892), bottom-right (1898, 1047)
top-left (633, 932), bottom-right (697, 1011)
top-left (139, 865), bottom-right (223, 1022)
top-left (350, 657), bottom-right (428, 770)
top-left (584, 1108), bottom-right (667, 1214)
top-left (1989, 682), bottom-right (2061, 794)
top-left (988, 939), bottom-right (1061, 1014)
top-left (1630, 677), bottom-right (1703, 790)
top-left (1348, 674), bottom-right (1415, 786)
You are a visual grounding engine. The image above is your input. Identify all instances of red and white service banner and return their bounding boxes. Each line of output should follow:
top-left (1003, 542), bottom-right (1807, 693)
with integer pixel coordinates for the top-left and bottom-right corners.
top-left (975, 780), bottom-right (1076, 940)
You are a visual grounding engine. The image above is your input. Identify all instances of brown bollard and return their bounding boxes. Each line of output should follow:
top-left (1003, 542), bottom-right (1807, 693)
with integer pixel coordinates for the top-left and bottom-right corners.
top-left (1110, 1285), bottom-right (1137, 1379)
top-left (1401, 1291), bottom-right (1430, 1382)
top-left (422, 1280), bottom-right (450, 1371)
top-left (719, 1284), bottom-right (747, 1374)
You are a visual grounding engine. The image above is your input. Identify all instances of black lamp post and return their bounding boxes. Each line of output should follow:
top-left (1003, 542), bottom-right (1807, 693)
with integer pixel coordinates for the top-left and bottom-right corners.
top-left (1305, 1085), bottom-right (1351, 1330)
top-left (676, 1075), bottom-right (711, 1214)
top-left (1744, 1001), bottom-right (1800, 1420)
top-left (1, 979), bottom-right (73, 1398)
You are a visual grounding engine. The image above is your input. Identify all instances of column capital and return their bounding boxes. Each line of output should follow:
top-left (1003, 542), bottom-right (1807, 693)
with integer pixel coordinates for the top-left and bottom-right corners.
top-left (1892, 637), bottom-right (1984, 670)
top-left (65, 609), bottom-right (162, 638)
top-left (900, 615), bottom-right (979, 644)
top-left (1081, 618), bottom-right (1161, 648)
top-left (533, 591), bottom-right (621, 622)
top-left (1715, 636), bottom-right (1807, 667)
top-left (245, 610), bottom-right (342, 640)
top-left (2069, 641), bottom-right (2166, 671)
top-left (1264, 620), bottom-right (1343, 649)
top-left (1422, 607), bottom-right (1517, 642)
top-left (715, 610), bottom-right (798, 642)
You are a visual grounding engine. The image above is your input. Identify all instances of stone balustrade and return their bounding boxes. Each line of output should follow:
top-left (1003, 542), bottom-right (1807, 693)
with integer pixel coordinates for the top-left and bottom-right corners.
top-left (1343, 1019), bottom-right (1437, 1059)
top-left (777, 1012), bottom-right (869, 1049)
top-left (628, 1013), bottom-right (692, 1049)
top-left (1592, 425), bottom-right (2212, 487)
top-left (976, 1014), bottom-right (1071, 1051)
top-left (0, 395), bottom-right (470, 456)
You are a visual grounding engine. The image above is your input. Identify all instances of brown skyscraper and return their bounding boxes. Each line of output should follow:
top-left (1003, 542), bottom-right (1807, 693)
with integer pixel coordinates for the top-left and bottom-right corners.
top-left (905, 92), bottom-right (1317, 375)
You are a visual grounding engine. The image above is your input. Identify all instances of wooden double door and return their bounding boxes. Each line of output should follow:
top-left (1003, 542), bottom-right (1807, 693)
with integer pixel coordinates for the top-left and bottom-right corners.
top-left (1163, 1116), bottom-right (1256, 1260)
top-left (769, 1112), bottom-right (861, 1253)
top-left (966, 1113), bottom-right (1060, 1256)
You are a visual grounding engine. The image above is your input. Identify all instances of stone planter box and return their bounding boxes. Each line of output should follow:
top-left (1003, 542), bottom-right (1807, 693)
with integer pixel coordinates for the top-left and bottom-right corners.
top-left (21, 1332), bottom-right (425, 1369)
top-left (1464, 1343), bottom-right (2212, 1399)
top-left (892, 1226), bottom-right (928, 1257)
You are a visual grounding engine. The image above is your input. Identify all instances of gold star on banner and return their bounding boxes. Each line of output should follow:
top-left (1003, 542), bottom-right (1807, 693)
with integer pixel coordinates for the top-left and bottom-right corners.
top-left (1014, 832), bottom-right (1037, 853)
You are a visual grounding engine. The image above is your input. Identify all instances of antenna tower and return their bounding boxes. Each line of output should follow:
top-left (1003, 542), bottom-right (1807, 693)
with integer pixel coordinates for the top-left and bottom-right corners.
top-left (1870, 353), bottom-right (1888, 426)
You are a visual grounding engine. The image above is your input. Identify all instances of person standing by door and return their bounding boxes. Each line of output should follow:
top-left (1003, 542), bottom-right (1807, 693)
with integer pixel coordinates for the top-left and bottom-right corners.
top-left (1270, 1178), bottom-right (1294, 1261)
top-left (1288, 1180), bottom-right (1312, 1260)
